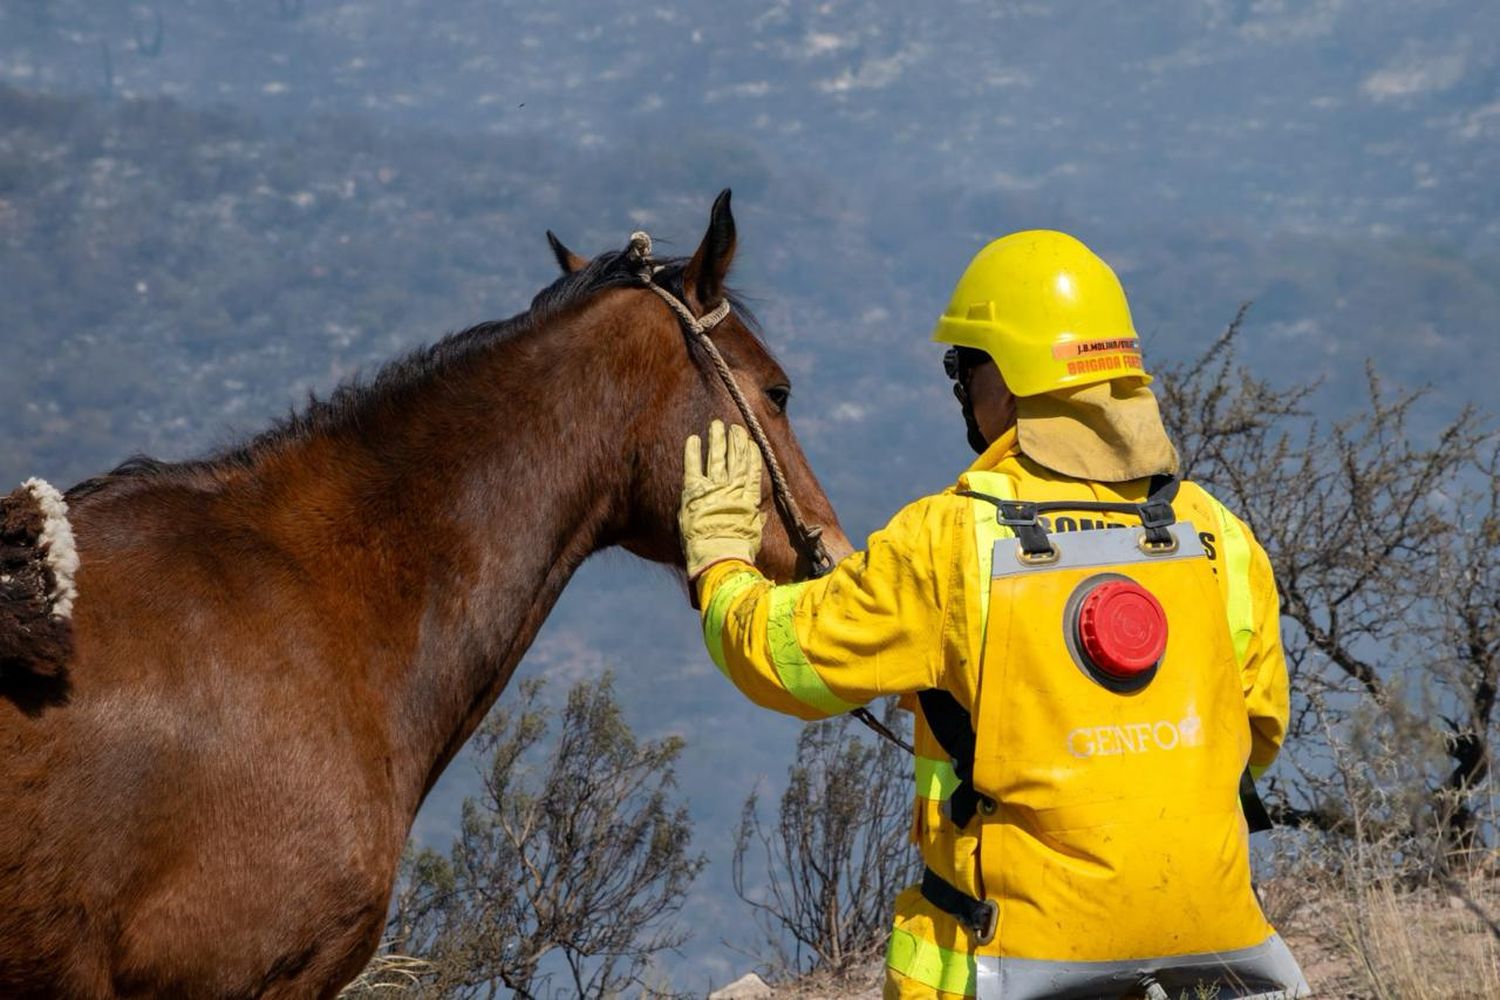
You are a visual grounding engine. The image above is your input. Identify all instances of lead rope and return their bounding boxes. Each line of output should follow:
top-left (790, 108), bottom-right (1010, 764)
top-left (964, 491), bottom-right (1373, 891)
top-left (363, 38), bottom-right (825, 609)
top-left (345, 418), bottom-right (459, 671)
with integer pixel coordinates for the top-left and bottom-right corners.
top-left (628, 232), bottom-right (912, 756)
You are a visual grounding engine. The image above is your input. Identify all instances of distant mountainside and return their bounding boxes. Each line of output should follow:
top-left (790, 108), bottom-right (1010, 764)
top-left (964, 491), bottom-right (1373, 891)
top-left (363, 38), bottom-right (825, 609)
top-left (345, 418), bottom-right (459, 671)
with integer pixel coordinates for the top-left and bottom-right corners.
top-left (2, 76), bottom-right (1494, 502)
top-left (3, 1), bottom-right (1497, 253)
top-left (2, 1), bottom-right (1497, 990)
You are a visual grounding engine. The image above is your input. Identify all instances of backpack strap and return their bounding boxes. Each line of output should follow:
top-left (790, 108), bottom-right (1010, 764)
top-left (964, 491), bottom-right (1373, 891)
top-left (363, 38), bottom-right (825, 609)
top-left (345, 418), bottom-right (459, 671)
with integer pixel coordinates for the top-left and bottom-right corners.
top-left (917, 689), bottom-right (988, 827)
top-left (1240, 769), bottom-right (1274, 833)
top-left (956, 475), bottom-right (1181, 559)
top-left (920, 866), bottom-right (998, 944)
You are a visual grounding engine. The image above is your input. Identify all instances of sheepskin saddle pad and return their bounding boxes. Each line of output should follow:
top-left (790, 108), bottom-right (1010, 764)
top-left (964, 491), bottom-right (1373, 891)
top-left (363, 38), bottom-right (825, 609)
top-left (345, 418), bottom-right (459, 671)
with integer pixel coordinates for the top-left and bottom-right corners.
top-left (0, 479), bottom-right (78, 678)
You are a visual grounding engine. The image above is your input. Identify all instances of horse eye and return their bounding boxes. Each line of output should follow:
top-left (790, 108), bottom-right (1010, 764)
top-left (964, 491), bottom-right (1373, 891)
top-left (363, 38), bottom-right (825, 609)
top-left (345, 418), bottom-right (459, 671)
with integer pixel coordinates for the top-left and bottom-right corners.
top-left (765, 385), bottom-right (791, 413)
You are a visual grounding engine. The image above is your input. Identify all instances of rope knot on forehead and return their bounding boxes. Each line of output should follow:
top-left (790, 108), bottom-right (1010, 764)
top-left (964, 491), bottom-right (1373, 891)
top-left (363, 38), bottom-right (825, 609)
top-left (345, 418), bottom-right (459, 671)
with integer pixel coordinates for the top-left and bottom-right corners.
top-left (626, 230), bottom-right (655, 272)
top-left (628, 230), bottom-right (732, 336)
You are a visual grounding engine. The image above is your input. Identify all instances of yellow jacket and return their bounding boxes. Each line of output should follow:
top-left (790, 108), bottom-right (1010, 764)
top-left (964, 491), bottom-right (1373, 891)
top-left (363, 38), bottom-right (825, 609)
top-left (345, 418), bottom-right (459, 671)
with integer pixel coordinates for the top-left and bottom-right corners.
top-left (698, 429), bottom-right (1293, 998)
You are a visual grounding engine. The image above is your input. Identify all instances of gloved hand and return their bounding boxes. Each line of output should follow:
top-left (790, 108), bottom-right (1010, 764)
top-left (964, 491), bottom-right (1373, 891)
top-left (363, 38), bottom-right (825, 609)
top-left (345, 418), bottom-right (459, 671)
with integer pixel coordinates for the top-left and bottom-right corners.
top-left (680, 420), bottom-right (766, 580)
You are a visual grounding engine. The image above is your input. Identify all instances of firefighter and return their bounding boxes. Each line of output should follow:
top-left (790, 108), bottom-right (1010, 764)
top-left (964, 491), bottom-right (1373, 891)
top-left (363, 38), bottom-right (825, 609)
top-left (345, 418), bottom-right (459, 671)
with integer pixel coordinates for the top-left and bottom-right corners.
top-left (680, 230), bottom-right (1309, 999)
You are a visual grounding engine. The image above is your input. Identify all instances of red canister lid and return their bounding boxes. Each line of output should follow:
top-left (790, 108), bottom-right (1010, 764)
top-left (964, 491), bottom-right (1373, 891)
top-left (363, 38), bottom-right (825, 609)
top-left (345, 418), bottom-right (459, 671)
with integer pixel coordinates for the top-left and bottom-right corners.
top-left (1077, 580), bottom-right (1168, 677)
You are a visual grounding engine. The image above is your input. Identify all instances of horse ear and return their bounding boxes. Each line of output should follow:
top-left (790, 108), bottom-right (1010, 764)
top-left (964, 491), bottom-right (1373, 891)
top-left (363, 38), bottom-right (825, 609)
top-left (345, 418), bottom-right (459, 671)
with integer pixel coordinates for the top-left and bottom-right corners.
top-left (546, 230), bottom-right (588, 274)
top-left (683, 188), bottom-right (736, 306)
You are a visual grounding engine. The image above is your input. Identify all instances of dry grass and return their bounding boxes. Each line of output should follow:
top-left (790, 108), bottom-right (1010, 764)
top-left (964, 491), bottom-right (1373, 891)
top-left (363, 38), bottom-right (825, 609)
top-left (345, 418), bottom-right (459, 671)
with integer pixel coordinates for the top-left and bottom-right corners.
top-left (342, 872), bottom-right (1500, 998)
top-left (1343, 881), bottom-right (1500, 999)
top-left (1265, 868), bottom-right (1500, 1000)
top-left (335, 952), bottom-right (433, 997)
top-left (770, 960), bottom-right (884, 999)
top-left (764, 870), bottom-right (1500, 1000)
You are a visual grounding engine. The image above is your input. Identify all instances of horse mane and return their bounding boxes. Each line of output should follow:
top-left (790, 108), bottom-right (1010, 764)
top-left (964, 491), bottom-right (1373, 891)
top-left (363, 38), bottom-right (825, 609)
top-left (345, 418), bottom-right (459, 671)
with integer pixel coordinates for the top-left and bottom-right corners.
top-left (1, 481), bottom-right (76, 681)
top-left (66, 242), bottom-right (753, 501)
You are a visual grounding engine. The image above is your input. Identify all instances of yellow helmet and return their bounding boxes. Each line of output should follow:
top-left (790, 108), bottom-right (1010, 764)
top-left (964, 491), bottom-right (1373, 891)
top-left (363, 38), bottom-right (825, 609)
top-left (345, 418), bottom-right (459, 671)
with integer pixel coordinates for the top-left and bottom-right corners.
top-left (932, 230), bottom-right (1151, 397)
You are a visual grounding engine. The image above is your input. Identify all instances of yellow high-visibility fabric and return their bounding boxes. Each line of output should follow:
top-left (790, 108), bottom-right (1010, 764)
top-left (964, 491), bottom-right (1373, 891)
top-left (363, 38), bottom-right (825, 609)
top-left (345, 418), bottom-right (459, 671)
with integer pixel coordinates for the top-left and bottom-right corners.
top-left (696, 428), bottom-right (1290, 997)
top-left (694, 484), bottom-right (965, 718)
top-left (883, 884), bottom-right (983, 998)
top-left (971, 524), bottom-right (1270, 962)
top-left (1205, 494), bottom-right (1288, 772)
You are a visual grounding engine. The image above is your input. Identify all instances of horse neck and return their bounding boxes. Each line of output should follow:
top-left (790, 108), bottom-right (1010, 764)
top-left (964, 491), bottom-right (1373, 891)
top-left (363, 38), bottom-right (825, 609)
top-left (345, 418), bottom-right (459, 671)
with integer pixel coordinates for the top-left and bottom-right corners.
top-left (357, 309), bottom-right (641, 804)
top-left (164, 303), bottom-right (639, 810)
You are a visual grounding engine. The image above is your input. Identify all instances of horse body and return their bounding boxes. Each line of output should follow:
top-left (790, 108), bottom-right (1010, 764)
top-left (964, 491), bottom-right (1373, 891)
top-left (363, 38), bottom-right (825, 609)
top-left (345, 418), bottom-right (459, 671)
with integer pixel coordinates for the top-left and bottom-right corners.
top-left (0, 196), bottom-right (849, 998)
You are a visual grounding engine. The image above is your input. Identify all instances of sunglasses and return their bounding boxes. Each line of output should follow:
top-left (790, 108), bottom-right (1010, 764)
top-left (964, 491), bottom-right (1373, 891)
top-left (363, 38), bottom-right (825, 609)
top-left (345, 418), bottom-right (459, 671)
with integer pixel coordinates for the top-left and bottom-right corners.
top-left (943, 346), bottom-right (961, 382)
top-left (943, 346), bottom-right (973, 408)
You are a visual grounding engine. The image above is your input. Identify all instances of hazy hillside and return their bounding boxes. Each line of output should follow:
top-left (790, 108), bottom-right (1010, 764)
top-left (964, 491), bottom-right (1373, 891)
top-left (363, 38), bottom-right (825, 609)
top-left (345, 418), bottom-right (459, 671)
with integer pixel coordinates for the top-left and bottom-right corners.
top-left (4, 1), bottom-right (1498, 253)
top-left (3, 1), bottom-right (1498, 991)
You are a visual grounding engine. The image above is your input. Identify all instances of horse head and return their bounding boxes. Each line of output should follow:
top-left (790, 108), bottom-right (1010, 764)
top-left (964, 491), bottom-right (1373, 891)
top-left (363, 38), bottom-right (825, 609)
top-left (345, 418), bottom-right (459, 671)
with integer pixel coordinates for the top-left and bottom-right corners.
top-left (544, 190), bottom-right (853, 583)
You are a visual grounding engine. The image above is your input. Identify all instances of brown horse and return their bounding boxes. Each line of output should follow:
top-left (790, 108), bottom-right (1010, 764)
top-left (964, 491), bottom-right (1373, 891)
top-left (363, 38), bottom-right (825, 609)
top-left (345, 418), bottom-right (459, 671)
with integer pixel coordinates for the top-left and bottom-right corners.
top-left (0, 191), bottom-right (851, 998)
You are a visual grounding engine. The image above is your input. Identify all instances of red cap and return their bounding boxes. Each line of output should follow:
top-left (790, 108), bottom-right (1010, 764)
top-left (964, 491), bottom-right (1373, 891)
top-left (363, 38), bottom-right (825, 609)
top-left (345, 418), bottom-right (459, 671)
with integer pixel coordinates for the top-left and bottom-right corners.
top-left (1077, 581), bottom-right (1168, 678)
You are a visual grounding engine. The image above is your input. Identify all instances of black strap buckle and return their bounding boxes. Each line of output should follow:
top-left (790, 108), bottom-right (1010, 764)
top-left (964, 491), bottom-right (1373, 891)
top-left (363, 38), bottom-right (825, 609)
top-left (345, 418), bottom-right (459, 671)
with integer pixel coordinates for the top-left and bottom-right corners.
top-left (972, 900), bottom-right (999, 946)
top-left (994, 500), bottom-right (1056, 560)
top-left (1138, 497), bottom-right (1176, 530)
top-left (920, 868), bottom-right (998, 945)
top-left (1137, 496), bottom-right (1177, 550)
top-left (994, 499), bottom-right (1039, 526)
top-left (938, 780), bottom-right (991, 828)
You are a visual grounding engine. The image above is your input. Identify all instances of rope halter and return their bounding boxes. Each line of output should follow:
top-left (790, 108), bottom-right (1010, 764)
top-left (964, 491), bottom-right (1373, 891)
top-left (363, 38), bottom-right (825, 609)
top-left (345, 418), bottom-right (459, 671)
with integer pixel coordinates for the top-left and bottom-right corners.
top-left (628, 231), bottom-right (833, 579)
top-left (630, 230), bottom-right (907, 754)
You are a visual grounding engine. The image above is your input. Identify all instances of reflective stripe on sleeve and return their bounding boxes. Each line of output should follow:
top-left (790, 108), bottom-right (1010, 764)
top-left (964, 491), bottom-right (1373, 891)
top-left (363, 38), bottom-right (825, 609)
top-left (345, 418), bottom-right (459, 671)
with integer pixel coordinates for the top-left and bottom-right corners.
top-left (1209, 497), bottom-right (1255, 667)
top-left (916, 755), bottom-right (960, 802)
top-left (887, 926), bottom-right (976, 996)
top-left (702, 570), bottom-right (763, 677)
top-left (767, 582), bottom-right (860, 716)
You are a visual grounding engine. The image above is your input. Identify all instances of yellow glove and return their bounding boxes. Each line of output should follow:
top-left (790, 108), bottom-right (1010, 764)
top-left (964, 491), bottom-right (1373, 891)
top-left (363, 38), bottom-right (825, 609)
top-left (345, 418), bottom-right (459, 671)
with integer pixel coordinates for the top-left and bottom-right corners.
top-left (680, 420), bottom-right (765, 580)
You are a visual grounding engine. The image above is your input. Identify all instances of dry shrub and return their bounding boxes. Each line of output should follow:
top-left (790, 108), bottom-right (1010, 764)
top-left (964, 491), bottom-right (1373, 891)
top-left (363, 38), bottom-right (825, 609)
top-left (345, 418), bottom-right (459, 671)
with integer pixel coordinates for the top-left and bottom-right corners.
top-left (379, 673), bottom-right (703, 998)
top-left (732, 699), bottom-right (920, 980)
top-left (1157, 306), bottom-right (1500, 866)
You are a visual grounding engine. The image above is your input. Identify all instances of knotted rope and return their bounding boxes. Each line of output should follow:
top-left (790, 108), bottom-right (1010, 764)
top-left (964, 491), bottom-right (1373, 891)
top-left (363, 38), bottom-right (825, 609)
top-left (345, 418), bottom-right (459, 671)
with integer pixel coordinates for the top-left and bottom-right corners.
top-left (628, 231), bottom-right (832, 577)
